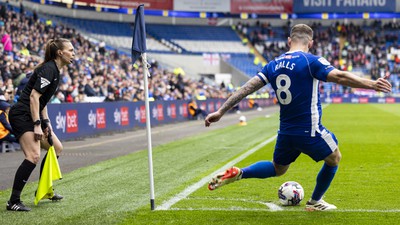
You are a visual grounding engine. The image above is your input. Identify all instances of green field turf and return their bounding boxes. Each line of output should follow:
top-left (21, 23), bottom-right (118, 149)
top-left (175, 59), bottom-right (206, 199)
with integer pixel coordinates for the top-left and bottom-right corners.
top-left (0, 104), bottom-right (399, 225)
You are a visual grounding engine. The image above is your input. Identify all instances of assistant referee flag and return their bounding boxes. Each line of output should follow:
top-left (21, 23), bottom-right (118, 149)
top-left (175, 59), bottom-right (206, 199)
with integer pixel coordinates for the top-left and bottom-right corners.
top-left (34, 136), bottom-right (62, 205)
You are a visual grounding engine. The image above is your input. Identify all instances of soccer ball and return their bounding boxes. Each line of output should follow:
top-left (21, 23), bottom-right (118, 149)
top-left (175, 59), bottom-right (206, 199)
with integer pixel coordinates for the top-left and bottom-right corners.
top-left (278, 181), bottom-right (304, 206)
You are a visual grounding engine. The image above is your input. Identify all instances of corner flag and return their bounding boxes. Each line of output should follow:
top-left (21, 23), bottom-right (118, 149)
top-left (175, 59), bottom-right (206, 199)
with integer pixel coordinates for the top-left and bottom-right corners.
top-left (131, 4), bottom-right (147, 64)
top-left (131, 4), bottom-right (155, 210)
top-left (34, 138), bottom-right (62, 205)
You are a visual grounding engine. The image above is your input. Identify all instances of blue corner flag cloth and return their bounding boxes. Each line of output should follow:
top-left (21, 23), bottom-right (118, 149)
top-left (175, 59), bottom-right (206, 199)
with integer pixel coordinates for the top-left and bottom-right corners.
top-left (131, 4), bottom-right (147, 64)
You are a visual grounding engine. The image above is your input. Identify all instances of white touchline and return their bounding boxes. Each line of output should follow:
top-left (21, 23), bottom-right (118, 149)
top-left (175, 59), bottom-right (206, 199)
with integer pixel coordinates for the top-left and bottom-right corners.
top-left (156, 135), bottom-right (278, 210)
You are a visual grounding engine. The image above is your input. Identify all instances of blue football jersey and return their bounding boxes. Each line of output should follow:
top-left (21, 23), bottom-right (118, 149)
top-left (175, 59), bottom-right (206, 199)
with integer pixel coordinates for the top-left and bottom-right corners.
top-left (257, 51), bottom-right (335, 137)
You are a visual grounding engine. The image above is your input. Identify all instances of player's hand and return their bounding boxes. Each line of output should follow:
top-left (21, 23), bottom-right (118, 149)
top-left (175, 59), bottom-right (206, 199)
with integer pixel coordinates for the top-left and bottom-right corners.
top-left (374, 74), bottom-right (392, 93)
top-left (205, 111), bottom-right (223, 127)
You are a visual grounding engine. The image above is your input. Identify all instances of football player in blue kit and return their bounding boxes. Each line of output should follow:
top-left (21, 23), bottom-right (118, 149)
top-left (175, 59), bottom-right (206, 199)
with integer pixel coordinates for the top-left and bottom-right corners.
top-left (205, 24), bottom-right (392, 211)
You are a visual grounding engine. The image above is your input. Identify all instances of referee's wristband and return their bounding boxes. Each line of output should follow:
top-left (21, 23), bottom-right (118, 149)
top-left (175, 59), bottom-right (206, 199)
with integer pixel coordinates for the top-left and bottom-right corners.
top-left (43, 119), bottom-right (50, 124)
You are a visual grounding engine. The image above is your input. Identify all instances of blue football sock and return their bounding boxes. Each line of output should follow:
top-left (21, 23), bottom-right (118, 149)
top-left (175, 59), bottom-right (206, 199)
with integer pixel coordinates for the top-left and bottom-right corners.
top-left (311, 163), bottom-right (338, 201)
top-left (241, 161), bottom-right (276, 179)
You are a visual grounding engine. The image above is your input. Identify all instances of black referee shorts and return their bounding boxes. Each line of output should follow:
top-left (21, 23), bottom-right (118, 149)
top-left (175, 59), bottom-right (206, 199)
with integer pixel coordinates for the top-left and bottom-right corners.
top-left (9, 103), bottom-right (34, 139)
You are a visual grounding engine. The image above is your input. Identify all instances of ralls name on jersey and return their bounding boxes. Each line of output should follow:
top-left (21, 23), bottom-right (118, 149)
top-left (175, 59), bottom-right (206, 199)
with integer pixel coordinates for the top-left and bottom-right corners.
top-left (275, 61), bottom-right (295, 71)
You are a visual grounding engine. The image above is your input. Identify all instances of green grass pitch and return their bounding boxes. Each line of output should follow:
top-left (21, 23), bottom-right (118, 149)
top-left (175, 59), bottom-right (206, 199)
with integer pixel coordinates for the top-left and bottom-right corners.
top-left (0, 104), bottom-right (399, 224)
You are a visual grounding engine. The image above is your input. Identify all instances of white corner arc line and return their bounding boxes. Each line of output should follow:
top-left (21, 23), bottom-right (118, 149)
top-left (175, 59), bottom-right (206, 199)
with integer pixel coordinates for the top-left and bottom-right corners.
top-left (156, 135), bottom-right (278, 210)
top-left (264, 203), bottom-right (283, 211)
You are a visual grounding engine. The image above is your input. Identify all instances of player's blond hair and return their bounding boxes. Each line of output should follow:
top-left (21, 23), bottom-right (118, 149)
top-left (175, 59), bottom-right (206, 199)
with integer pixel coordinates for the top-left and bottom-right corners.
top-left (290, 24), bottom-right (313, 45)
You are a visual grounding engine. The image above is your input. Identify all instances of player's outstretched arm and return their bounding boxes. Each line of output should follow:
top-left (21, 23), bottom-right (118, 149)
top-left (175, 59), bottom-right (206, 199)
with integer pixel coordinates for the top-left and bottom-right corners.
top-left (205, 76), bottom-right (265, 127)
top-left (326, 69), bottom-right (392, 93)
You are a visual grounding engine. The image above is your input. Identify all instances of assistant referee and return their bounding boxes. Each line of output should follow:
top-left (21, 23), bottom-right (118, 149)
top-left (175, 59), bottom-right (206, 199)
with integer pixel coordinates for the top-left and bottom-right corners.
top-left (6, 38), bottom-right (75, 212)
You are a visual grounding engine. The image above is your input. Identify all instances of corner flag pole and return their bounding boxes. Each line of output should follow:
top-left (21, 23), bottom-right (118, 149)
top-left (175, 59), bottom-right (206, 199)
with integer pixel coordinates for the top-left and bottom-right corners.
top-left (142, 53), bottom-right (155, 210)
top-left (131, 4), bottom-right (155, 210)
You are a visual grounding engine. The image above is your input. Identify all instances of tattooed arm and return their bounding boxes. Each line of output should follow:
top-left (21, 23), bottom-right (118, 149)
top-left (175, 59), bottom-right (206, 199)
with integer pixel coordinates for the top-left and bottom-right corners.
top-left (205, 76), bottom-right (265, 127)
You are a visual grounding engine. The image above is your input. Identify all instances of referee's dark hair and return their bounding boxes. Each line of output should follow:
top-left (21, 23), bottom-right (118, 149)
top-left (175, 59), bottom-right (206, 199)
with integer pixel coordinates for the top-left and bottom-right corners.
top-left (36, 38), bottom-right (71, 69)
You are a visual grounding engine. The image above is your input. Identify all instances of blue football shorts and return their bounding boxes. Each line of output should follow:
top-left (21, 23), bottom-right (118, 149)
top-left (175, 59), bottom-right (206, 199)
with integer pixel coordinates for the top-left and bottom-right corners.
top-left (273, 129), bottom-right (338, 166)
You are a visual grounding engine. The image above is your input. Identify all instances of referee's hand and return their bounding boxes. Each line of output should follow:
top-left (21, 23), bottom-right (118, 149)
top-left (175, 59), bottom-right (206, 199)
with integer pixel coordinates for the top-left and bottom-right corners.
top-left (33, 125), bottom-right (43, 141)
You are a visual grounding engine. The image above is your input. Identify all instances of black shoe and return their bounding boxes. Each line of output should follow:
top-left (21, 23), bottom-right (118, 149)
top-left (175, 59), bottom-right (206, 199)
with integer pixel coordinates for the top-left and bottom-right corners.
top-left (34, 190), bottom-right (64, 201)
top-left (6, 201), bottom-right (31, 211)
top-left (49, 193), bottom-right (63, 201)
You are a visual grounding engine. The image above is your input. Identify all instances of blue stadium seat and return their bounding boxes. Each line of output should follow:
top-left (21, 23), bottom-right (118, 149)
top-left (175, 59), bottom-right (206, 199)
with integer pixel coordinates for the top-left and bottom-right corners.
top-left (146, 24), bottom-right (240, 41)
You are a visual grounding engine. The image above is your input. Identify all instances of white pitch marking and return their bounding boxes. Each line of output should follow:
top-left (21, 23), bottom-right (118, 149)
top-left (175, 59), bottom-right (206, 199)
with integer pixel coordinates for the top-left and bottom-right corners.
top-left (156, 135), bottom-right (277, 210)
top-left (158, 179), bottom-right (400, 213)
top-left (264, 203), bottom-right (283, 211)
top-left (168, 207), bottom-right (400, 213)
top-left (170, 207), bottom-right (270, 211)
top-left (183, 197), bottom-right (283, 211)
top-left (334, 209), bottom-right (400, 213)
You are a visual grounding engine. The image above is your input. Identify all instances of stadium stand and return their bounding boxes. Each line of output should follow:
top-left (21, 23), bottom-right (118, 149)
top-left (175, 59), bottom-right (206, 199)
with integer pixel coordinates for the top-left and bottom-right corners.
top-left (1, 1), bottom-right (399, 103)
top-left (145, 24), bottom-right (261, 76)
top-left (146, 24), bottom-right (248, 53)
top-left (45, 16), bottom-right (175, 53)
top-left (0, 4), bottom-right (240, 105)
top-left (44, 15), bottom-right (262, 78)
top-left (239, 20), bottom-right (400, 96)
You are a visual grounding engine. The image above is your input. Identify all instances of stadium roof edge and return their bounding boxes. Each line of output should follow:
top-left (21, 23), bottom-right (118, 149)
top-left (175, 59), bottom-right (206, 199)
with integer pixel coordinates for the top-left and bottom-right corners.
top-left (14, 0), bottom-right (400, 20)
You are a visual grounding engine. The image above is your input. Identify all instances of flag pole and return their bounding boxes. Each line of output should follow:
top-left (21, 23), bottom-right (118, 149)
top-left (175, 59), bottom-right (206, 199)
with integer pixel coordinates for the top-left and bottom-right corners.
top-left (141, 53), bottom-right (155, 210)
top-left (131, 4), bottom-right (154, 210)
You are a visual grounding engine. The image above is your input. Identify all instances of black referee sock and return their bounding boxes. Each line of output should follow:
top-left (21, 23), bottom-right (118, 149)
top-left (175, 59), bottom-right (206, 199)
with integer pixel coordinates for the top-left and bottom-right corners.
top-left (39, 152), bottom-right (48, 179)
top-left (10, 159), bottom-right (36, 204)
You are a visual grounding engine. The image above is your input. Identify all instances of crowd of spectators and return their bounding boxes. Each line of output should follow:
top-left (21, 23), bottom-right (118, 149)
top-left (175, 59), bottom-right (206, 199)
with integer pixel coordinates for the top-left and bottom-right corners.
top-left (237, 20), bottom-right (400, 96)
top-left (2, 2), bottom-right (399, 106)
top-left (0, 3), bottom-right (232, 105)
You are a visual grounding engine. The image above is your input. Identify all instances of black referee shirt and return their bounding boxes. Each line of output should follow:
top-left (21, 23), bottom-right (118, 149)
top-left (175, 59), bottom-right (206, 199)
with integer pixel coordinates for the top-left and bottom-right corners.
top-left (18, 60), bottom-right (60, 112)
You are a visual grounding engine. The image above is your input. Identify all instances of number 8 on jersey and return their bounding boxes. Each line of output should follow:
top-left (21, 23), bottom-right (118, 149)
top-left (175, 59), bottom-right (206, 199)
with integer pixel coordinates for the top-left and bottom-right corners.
top-left (276, 74), bottom-right (292, 105)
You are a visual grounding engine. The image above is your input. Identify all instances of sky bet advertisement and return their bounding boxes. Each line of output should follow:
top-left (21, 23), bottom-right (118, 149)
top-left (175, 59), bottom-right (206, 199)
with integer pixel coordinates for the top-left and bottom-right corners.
top-left (46, 99), bottom-right (274, 141)
top-left (293, 0), bottom-right (396, 13)
top-left (46, 97), bottom-right (397, 141)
